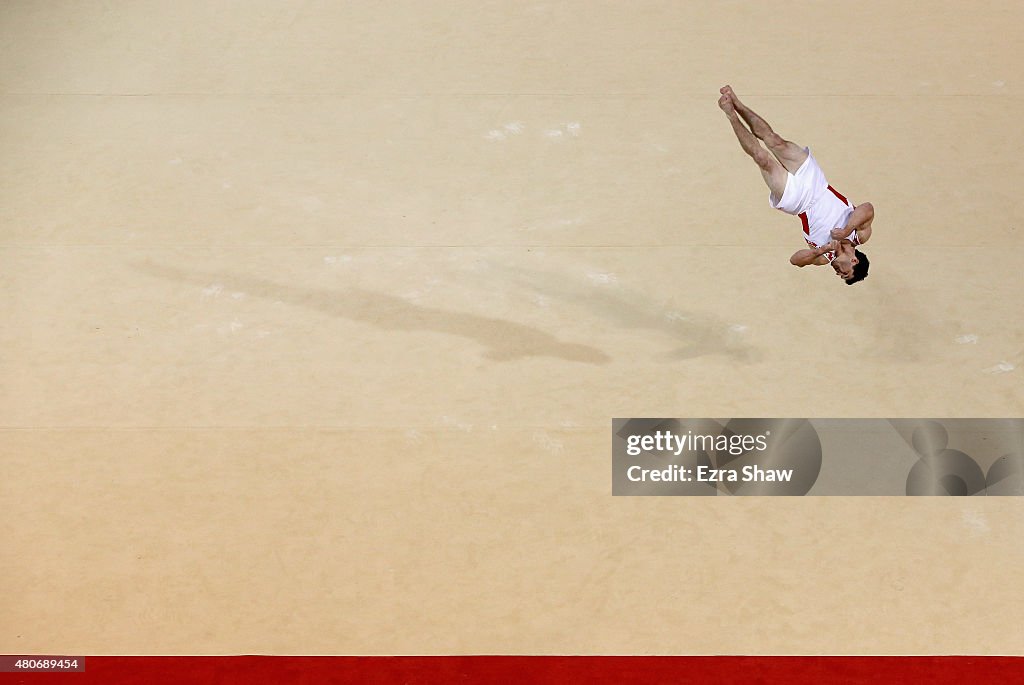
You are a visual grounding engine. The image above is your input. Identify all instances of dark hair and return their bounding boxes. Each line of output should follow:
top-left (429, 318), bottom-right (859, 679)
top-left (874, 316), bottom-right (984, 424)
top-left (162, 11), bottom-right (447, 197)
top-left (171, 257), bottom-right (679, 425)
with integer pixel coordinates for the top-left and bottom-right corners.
top-left (845, 249), bottom-right (870, 285)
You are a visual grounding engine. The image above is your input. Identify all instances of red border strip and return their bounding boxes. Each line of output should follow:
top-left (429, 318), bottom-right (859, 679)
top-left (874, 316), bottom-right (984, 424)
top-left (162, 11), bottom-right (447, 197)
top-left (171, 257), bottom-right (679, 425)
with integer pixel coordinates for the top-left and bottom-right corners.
top-left (3, 657), bottom-right (1023, 684)
top-left (827, 184), bottom-right (850, 205)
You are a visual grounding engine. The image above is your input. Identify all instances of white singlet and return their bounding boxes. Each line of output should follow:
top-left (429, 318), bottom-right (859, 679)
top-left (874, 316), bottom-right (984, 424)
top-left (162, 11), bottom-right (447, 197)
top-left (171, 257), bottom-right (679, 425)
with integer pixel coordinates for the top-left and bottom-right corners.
top-left (769, 148), bottom-right (855, 262)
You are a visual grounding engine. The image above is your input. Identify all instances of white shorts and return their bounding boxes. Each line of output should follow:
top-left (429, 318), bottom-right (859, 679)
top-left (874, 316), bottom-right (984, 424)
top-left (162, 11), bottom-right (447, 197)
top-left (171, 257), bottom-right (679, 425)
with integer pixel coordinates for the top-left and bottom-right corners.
top-left (768, 148), bottom-right (826, 215)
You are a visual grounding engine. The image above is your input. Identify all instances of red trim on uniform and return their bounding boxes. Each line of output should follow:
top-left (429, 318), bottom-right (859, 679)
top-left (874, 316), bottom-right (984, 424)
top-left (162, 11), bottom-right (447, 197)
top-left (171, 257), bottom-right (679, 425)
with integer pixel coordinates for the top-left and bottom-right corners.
top-left (14, 656), bottom-right (1024, 684)
top-left (827, 184), bottom-right (850, 205)
top-left (799, 212), bottom-right (809, 235)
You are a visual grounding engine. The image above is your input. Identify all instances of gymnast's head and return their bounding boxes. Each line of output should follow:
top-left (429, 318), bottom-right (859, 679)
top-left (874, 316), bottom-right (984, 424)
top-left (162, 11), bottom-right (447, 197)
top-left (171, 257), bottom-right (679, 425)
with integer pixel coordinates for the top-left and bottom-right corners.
top-left (836, 249), bottom-right (869, 285)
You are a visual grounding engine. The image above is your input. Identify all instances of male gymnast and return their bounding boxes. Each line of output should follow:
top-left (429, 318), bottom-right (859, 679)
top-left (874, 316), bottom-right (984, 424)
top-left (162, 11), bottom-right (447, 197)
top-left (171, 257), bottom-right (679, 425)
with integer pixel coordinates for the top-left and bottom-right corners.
top-left (718, 85), bottom-right (873, 284)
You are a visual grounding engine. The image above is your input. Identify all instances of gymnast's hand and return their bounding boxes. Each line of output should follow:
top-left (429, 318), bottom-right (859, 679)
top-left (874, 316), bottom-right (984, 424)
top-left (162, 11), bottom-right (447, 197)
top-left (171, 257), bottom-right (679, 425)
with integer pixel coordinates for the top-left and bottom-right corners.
top-left (831, 226), bottom-right (855, 241)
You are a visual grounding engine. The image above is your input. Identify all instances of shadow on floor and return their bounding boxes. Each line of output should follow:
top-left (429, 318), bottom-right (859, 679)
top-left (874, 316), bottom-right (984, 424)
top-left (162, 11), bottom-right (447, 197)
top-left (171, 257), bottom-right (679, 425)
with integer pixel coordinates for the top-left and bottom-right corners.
top-left (478, 262), bottom-right (759, 362)
top-left (133, 259), bottom-right (611, 365)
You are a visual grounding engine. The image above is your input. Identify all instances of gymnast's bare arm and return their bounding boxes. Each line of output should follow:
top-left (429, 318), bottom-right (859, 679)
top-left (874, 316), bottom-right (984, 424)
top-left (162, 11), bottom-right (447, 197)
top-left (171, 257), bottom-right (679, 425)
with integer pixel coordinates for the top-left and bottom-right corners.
top-left (789, 240), bottom-right (838, 267)
top-left (832, 202), bottom-right (874, 246)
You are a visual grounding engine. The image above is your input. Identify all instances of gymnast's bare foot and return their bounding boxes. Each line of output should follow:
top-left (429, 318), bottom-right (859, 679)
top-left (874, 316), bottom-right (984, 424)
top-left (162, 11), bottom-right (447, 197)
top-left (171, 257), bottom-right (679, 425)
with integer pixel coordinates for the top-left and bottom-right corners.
top-left (720, 85), bottom-right (742, 109)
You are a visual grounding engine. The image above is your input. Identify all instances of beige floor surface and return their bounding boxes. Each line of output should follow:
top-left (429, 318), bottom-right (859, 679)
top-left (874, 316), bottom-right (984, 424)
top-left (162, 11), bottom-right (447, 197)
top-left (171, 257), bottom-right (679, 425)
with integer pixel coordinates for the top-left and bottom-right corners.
top-left (2, 0), bottom-right (1023, 655)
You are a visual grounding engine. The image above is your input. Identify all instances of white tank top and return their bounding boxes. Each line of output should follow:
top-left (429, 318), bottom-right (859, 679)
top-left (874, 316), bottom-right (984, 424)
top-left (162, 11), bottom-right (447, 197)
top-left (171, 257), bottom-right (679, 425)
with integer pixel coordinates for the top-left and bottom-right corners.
top-left (801, 185), bottom-right (855, 262)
